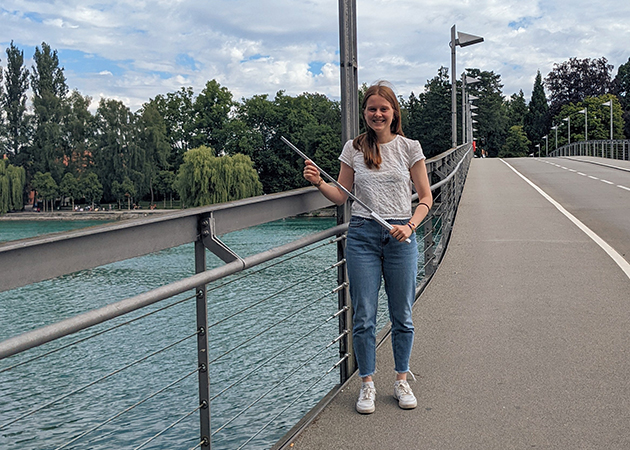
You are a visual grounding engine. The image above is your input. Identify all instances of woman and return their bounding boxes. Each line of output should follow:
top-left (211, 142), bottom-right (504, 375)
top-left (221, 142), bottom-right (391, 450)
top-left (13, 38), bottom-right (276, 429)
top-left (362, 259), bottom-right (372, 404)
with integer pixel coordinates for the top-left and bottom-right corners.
top-left (303, 82), bottom-right (433, 414)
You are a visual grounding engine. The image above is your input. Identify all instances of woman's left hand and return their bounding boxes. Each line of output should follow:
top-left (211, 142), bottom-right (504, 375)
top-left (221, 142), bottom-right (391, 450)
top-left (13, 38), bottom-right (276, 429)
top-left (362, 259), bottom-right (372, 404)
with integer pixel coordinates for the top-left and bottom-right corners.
top-left (390, 224), bottom-right (413, 242)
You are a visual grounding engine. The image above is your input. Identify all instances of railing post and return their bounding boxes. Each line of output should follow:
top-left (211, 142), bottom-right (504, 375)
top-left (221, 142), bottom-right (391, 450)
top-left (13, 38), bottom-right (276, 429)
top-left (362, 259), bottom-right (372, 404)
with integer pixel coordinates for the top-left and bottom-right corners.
top-left (337, 0), bottom-right (359, 384)
top-left (195, 232), bottom-right (211, 448)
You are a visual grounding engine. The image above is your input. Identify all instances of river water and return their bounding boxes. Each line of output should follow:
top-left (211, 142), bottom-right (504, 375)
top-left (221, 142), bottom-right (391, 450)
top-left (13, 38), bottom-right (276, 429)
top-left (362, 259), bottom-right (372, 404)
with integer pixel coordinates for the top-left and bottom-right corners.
top-left (0, 218), bottom-right (392, 450)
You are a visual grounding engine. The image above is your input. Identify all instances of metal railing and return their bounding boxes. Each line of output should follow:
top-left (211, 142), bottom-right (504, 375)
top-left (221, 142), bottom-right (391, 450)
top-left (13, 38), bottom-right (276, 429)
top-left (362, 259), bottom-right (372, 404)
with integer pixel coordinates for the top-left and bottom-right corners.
top-left (549, 139), bottom-right (630, 160)
top-left (0, 142), bottom-right (472, 449)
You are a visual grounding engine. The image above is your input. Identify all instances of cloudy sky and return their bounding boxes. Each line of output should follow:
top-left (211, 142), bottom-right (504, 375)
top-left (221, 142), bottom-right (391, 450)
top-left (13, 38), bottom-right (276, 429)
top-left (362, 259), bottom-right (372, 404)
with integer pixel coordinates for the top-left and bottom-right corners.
top-left (1, 0), bottom-right (630, 112)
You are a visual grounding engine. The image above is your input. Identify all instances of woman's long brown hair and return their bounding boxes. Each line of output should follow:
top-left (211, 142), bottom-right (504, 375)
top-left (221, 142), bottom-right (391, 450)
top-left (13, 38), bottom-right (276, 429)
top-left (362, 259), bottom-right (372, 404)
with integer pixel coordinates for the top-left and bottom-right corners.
top-left (353, 82), bottom-right (405, 169)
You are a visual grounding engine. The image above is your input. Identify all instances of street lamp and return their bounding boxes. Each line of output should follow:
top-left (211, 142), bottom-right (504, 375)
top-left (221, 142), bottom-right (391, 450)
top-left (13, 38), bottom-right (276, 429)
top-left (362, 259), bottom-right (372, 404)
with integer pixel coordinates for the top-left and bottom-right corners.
top-left (542, 135), bottom-right (548, 156)
top-left (577, 108), bottom-right (587, 141)
top-left (461, 81), bottom-right (479, 144)
top-left (563, 116), bottom-right (571, 144)
top-left (602, 100), bottom-right (613, 139)
top-left (535, 143), bottom-right (540, 157)
top-left (450, 25), bottom-right (484, 148)
top-left (551, 125), bottom-right (558, 150)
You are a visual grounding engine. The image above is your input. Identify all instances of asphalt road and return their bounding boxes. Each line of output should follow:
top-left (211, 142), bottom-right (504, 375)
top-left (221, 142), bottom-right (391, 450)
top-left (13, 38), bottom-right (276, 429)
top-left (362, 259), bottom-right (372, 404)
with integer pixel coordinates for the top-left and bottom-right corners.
top-left (287, 157), bottom-right (630, 450)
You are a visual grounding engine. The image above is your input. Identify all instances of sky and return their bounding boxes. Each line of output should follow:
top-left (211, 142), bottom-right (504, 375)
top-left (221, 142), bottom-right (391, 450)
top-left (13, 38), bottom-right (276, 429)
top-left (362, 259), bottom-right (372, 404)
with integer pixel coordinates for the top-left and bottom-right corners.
top-left (1, 0), bottom-right (630, 112)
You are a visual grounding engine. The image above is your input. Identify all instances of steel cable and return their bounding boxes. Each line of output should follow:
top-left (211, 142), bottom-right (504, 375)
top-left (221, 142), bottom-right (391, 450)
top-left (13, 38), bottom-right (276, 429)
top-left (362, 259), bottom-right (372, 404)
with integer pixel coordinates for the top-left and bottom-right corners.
top-left (0, 331), bottom-right (198, 431)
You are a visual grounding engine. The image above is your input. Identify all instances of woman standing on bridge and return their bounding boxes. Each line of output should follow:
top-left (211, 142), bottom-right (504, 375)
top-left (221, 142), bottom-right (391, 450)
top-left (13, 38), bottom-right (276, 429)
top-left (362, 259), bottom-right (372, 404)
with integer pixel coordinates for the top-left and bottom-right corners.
top-left (303, 81), bottom-right (433, 414)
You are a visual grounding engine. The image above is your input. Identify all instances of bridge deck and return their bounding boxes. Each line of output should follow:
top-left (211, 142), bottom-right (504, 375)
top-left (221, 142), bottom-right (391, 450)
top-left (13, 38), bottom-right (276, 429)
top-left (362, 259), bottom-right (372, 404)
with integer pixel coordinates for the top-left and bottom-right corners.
top-left (288, 158), bottom-right (630, 450)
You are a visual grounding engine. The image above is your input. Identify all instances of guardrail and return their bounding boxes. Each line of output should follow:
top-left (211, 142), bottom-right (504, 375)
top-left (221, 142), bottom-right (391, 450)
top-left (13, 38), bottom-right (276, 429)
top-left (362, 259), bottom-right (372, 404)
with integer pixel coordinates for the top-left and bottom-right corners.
top-left (0, 142), bottom-right (472, 449)
top-left (549, 139), bottom-right (630, 160)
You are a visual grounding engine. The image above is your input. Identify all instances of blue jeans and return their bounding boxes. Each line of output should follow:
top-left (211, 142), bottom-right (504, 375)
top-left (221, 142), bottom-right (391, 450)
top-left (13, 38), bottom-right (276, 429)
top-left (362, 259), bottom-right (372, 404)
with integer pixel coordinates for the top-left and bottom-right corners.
top-left (346, 216), bottom-right (418, 378)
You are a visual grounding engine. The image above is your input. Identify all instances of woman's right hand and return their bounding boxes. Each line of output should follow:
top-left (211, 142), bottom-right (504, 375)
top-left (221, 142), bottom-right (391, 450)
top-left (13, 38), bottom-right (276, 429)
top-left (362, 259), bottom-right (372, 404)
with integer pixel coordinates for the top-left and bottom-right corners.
top-left (303, 160), bottom-right (323, 186)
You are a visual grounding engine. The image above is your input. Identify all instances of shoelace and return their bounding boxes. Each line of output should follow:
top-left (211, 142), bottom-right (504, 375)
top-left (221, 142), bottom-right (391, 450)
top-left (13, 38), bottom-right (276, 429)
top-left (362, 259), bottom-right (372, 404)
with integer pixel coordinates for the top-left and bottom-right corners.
top-left (360, 386), bottom-right (376, 400)
top-left (395, 381), bottom-right (413, 396)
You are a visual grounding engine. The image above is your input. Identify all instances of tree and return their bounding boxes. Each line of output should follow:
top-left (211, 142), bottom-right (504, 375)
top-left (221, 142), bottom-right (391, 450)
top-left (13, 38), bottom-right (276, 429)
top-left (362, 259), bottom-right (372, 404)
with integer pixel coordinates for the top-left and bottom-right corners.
top-left (79, 172), bottom-right (103, 209)
top-left (192, 80), bottom-right (234, 150)
top-left (2, 41), bottom-right (30, 161)
top-left (175, 146), bottom-right (262, 208)
top-left (466, 69), bottom-right (508, 157)
top-left (524, 71), bottom-right (550, 148)
top-left (137, 103), bottom-right (170, 204)
top-left (403, 66), bottom-right (452, 158)
top-left (112, 176), bottom-right (135, 210)
top-left (612, 58), bottom-right (630, 138)
top-left (500, 125), bottom-right (531, 158)
top-left (505, 90), bottom-right (528, 128)
top-left (545, 57), bottom-right (614, 118)
top-left (154, 170), bottom-right (175, 208)
top-left (0, 159), bottom-right (26, 214)
top-left (29, 42), bottom-right (69, 183)
top-left (64, 90), bottom-right (95, 174)
top-left (59, 172), bottom-right (79, 210)
top-left (151, 87), bottom-right (196, 169)
top-left (93, 98), bottom-right (141, 200)
top-left (31, 171), bottom-right (58, 211)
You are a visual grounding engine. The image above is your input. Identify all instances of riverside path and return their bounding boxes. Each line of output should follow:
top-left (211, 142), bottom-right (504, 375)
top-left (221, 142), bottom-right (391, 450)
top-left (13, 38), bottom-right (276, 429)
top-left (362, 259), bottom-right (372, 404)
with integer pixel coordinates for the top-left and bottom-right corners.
top-left (287, 156), bottom-right (630, 450)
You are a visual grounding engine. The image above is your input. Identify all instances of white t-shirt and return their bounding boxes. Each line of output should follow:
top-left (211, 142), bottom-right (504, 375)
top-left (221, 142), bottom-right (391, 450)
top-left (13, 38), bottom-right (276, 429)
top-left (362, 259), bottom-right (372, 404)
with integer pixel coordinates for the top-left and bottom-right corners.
top-left (339, 135), bottom-right (426, 220)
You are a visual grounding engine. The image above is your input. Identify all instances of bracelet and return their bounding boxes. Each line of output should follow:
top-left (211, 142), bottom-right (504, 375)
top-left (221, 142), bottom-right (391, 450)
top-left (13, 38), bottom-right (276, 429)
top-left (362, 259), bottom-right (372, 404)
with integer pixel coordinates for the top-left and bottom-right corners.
top-left (419, 202), bottom-right (431, 211)
top-left (312, 178), bottom-right (323, 187)
top-left (406, 221), bottom-right (417, 232)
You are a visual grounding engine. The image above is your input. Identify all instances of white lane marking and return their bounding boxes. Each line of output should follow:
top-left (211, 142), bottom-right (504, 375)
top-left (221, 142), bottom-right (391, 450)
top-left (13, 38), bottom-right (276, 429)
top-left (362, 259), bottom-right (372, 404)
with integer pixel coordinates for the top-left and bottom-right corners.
top-left (577, 172), bottom-right (587, 176)
top-left (501, 159), bottom-right (630, 280)
top-left (601, 179), bottom-right (614, 185)
top-left (588, 175), bottom-right (599, 180)
top-left (619, 185), bottom-right (630, 192)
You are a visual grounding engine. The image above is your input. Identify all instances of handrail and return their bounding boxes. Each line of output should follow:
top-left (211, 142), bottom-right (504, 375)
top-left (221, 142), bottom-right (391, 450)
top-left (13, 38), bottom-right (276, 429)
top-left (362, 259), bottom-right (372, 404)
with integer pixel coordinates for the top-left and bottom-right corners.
top-left (549, 139), bottom-right (630, 159)
top-left (0, 142), bottom-right (472, 450)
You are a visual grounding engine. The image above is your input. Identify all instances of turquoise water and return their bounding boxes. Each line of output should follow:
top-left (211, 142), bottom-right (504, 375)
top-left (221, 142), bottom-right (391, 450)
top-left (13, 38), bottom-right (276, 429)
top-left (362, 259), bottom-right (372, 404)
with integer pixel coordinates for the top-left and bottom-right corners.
top-left (0, 218), bottom-right (347, 449)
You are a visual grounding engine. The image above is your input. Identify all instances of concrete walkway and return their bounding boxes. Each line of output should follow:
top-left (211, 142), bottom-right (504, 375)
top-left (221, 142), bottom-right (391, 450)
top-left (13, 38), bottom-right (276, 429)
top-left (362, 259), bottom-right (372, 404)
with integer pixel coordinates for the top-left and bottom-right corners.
top-left (289, 158), bottom-right (630, 450)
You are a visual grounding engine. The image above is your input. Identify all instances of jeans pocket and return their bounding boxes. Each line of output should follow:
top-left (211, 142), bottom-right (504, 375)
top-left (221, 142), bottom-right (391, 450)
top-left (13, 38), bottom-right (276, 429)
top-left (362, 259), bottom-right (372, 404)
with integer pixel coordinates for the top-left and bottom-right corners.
top-left (349, 216), bottom-right (367, 228)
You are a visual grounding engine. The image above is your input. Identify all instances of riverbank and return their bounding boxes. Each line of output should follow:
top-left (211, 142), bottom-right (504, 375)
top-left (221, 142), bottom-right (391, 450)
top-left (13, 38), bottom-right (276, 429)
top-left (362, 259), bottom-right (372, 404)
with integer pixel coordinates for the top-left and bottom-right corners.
top-left (0, 207), bottom-right (337, 221)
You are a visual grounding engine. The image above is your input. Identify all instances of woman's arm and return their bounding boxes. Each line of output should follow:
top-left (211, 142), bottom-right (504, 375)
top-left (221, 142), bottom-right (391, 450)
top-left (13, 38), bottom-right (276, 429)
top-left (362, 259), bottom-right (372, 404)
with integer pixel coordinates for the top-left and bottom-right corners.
top-left (304, 161), bottom-right (354, 206)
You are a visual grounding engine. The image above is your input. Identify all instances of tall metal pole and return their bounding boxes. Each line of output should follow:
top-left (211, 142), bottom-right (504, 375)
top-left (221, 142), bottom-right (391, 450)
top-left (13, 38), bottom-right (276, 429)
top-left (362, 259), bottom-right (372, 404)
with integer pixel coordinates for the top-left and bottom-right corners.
top-left (337, 0), bottom-right (358, 383)
top-left (450, 25), bottom-right (457, 149)
top-left (195, 235), bottom-right (211, 448)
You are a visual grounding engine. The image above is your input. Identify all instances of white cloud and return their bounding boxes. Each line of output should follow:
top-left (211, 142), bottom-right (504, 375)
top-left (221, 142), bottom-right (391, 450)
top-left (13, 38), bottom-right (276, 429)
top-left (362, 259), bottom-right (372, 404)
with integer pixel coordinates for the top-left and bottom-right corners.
top-left (1, 0), bottom-right (630, 111)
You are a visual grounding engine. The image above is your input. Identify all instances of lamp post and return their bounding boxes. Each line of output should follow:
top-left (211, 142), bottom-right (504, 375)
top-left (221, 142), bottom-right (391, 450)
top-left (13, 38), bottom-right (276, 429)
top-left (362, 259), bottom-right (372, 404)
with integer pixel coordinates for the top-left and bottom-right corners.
top-left (602, 100), bottom-right (613, 139)
top-left (577, 108), bottom-right (587, 156)
top-left (450, 25), bottom-right (484, 148)
top-left (461, 78), bottom-right (480, 144)
top-left (543, 135), bottom-right (548, 156)
top-left (551, 125), bottom-right (558, 151)
top-left (563, 116), bottom-right (571, 145)
top-left (535, 144), bottom-right (540, 158)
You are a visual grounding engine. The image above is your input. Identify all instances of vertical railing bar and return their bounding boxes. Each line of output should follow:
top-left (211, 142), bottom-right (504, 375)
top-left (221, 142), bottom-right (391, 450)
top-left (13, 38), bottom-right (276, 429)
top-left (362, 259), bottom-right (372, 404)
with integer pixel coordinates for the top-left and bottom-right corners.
top-left (195, 231), bottom-right (211, 449)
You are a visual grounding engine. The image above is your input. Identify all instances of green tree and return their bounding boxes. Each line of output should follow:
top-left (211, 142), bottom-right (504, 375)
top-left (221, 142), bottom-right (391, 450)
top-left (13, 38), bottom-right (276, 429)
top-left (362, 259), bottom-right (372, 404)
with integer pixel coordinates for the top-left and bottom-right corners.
top-left (93, 98), bottom-right (141, 200)
top-left (466, 69), bottom-right (508, 157)
top-left (175, 146), bottom-right (262, 208)
top-left (500, 125), bottom-right (531, 158)
top-left (524, 71), bottom-right (550, 149)
top-left (154, 170), bottom-right (175, 208)
top-left (137, 103), bottom-right (170, 204)
top-left (192, 80), bottom-right (234, 150)
top-left (0, 160), bottom-right (26, 214)
top-left (403, 66), bottom-right (452, 158)
top-left (64, 90), bottom-right (95, 174)
top-left (30, 42), bottom-right (69, 183)
top-left (79, 172), bottom-right (103, 209)
top-left (31, 171), bottom-right (58, 211)
top-left (112, 176), bottom-right (135, 210)
top-left (2, 41), bottom-right (31, 162)
top-left (612, 58), bottom-right (630, 138)
top-left (151, 87), bottom-right (196, 169)
top-left (59, 172), bottom-right (79, 210)
top-left (505, 90), bottom-right (528, 128)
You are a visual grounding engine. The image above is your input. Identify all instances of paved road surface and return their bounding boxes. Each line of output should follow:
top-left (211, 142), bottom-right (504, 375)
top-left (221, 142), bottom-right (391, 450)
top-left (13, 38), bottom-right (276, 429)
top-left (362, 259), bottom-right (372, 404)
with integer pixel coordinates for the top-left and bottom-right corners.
top-left (288, 157), bottom-right (630, 450)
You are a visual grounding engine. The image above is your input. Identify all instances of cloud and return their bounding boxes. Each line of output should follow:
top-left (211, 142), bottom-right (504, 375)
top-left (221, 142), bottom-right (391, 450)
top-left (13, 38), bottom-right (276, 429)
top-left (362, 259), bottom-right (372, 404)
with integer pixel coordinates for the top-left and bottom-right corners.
top-left (1, 0), bottom-right (630, 111)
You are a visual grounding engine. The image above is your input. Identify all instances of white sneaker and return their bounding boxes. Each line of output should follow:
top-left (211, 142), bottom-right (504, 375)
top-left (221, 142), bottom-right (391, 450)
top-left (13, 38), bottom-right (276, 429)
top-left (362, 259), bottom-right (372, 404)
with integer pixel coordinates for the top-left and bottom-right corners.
top-left (393, 380), bottom-right (417, 409)
top-left (356, 383), bottom-right (376, 414)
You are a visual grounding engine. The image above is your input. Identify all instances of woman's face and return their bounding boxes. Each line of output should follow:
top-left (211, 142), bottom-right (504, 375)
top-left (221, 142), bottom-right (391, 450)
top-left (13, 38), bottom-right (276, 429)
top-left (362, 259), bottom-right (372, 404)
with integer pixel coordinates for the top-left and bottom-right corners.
top-left (363, 94), bottom-right (394, 135)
